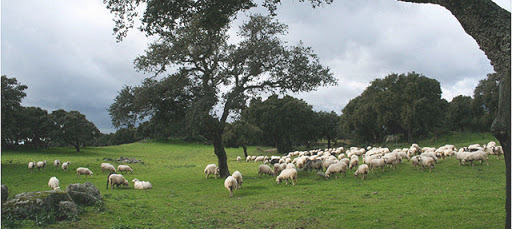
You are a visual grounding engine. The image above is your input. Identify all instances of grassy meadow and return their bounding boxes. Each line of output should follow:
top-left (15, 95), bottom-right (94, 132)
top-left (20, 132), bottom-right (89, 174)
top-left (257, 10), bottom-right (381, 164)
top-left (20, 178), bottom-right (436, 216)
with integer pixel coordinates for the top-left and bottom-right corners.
top-left (1, 132), bottom-right (506, 228)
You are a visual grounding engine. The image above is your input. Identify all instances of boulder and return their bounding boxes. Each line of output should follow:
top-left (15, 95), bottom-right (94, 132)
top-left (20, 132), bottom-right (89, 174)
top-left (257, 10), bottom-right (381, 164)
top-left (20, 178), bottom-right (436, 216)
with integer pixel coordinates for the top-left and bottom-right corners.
top-left (1, 190), bottom-right (73, 220)
top-left (66, 182), bottom-right (102, 206)
top-left (2, 185), bottom-right (8, 203)
top-left (58, 201), bottom-right (78, 220)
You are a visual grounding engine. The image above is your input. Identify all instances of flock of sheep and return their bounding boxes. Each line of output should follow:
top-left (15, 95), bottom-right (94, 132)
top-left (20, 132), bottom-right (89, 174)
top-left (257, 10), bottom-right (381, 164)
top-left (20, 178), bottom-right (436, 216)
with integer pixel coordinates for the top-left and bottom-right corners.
top-left (27, 159), bottom-right (152, 192)
top-left (208, 141), bottom-right (503, 197)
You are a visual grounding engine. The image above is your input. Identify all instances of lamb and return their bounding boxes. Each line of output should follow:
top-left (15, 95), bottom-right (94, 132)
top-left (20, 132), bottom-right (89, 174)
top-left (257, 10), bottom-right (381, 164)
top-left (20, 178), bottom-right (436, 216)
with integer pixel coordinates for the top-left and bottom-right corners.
top-left (204, 164), bottom-right (220, 179)
top-left (354, 164), bottom-right (369, 180)
top-left (36, 160), bottom-right (47, 171)
top-left (258, 164), bottom-right (274, 176)
top-left (28, 161), bottom-right (35, 173)
top-left (117, 165), bottom-right (134, 174)
top-left (418, 156), bottom-right (435, 172)
top-left (325, 162), bottom-right (348, 179)
top-left (61, 161), bottom-right (71, 172)
top-left (304, 159), bottom-right (323, 172)
top-left (276, 168), bottom-right (297, 185)
top-left (368, 158), bottom-right (385, 173)
top-left (237, 156), bottom-right (241, 162)
top-left (48, 176), bottom-right (60, 190)
top-left (54, 160), bottom-right (61, 170)
top-left (462, 150), bottom-right (488, 166)
top-left (224, 176), bottom-right (238, 197)
top-left (232, 171), bottom-right (243, 189)
top-left (76, 167), bottom-right (93, 178)
top-left (132, 178), bottom-right (152, 190)
top-left (495, 146), bottom-right (503, 159)
top-left (107, 173), bottom-right (129, 189)
top-left (101, 163), bottom-right (117, 173)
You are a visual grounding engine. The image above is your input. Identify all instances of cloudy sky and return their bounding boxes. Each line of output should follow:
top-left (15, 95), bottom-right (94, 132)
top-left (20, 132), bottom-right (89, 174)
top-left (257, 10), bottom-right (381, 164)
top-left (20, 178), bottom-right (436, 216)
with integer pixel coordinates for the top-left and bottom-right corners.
top-left (2, 0), bottom-right (510, 133)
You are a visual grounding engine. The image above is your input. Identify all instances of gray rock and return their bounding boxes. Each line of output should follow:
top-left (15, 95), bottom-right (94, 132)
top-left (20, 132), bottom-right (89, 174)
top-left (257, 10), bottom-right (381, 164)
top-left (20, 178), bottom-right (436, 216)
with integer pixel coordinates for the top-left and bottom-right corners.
top-left (66, 182), bottom-right (102, 206)
top-left (58, 201), bottom-right (78, 220)
top-left (1, 190), bottom-right (72, 220)
top-left (2, 185), bottom-right (8, 203)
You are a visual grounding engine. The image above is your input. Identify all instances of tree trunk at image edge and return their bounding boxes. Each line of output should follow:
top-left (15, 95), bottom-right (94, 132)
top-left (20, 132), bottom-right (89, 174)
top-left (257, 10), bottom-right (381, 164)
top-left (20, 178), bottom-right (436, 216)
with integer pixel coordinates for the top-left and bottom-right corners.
top-left (213, 133), bottom-right (230, 178)
top-left (397, 1), bottom-right (510, 225)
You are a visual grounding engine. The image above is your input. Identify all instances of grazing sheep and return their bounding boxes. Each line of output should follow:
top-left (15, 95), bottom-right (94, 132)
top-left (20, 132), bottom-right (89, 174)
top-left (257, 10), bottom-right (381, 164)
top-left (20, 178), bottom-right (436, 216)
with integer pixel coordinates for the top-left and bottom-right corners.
top-left (276, 168), bottom-right (298, 185)
top-left (224, 176), bottom-right (238, 197)
top-left (48, 177), bottom-right (60, 190)
top-left (117, 165), bottom-right (134, 174)
top-left (204, 164), bottom-right (220, 179)
top-left (354, 164), bottom-right (369, 180)
top-left (76, 167), bottom-right (93, 178)
top-left (54, 160), bottom-right (61, 170)
top-left (325, 162), bottom-right (347, 179)
top-left (255, 156), bottom-right (264, 162)
top-left (237, 156), bottom-right (241, 162)
top-left (418, 156), bottom-right (435, 172)
top-left (36, 160), bottom-right (47, 171)
top-left (454, 151), bottom-right (471, 166)
top-left (132, 178), bottom-right (152, 190)
top-left (232, 171), bottom-right (243, 189)
top-left (61, 161), bottom-right (71, 172)
top-left (462, 151), bottom-right (488, 166)
top-left (349, 157), bottom-right (359, 170)
top-left (411, 156), bottom-right (421, 169)
top-left (304, 159), bottom-right (323, 172)
top-left (28, 161), bottom-right (35, 173)
top-left (107, 173), bottom-right (129, 189)
top-left (495, 146), bottom-right (503, 159)
top-left (246, 156), bottom-right (252, 162)
top-left (101, 163), bottom-right (117, 173)
top-left (258, 164), bottom-right (274, 176)
top-left (322, 159), bottom-right (338, 171)
top-left (368, 158), bottom-right (386, 173)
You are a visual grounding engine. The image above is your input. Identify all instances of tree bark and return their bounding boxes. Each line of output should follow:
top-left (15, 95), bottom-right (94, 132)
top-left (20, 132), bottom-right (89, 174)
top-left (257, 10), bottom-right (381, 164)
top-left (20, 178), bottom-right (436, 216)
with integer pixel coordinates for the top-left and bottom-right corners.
top-left (242, 144), bottom-right (248, 158)
top-left (213, 131), bottom-right (230, 177)
top-left (398, 0), bottom-right (510, 227)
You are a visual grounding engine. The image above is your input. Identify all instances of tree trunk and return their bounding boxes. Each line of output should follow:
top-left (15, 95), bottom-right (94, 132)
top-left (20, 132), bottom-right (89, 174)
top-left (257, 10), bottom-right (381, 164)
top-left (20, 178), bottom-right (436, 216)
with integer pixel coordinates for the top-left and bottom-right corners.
top-left (398, 0), bottom-right (510, 226)
top-left (213, 132), bottom-right (230, 178)
top-left (407, 129), bottom-right (413, 144)
top-left (327, 138), bottom-right (331, 149)
top-left (242, 144), bottom-right (248, 158)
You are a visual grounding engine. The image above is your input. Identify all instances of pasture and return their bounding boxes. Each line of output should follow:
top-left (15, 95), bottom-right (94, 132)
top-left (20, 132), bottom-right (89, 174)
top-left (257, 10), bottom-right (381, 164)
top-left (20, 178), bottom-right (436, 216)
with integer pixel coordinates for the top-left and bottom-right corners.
top-left (1, 133), bottom-right (506, 228)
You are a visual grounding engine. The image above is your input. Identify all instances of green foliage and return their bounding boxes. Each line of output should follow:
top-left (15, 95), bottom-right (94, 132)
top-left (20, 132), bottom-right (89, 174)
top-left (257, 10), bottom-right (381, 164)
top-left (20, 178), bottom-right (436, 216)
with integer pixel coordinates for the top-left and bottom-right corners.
top-left (472, 73), bottom-right (500, 131)
top-left (447, 95), bottom-right (473, 131)
top-left (340, 72), bottom-right (447, 144)
top-left (243, 95), bottom-right (319, 153)
top-left (1, 75), bottom-right (28, 148)
top-left (51, 109), bottom-right (100, 152)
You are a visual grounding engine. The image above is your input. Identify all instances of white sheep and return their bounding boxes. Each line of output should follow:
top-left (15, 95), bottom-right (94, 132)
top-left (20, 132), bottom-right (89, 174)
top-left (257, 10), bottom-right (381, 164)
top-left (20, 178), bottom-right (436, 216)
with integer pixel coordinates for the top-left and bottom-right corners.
top-left (61, 161), bottom-right (71, 172)
top-left (462, 151), bottom-right (488, 166)
top-left (101, 163), bottom-right (117, 173)
top-left (204, 164), bottom-right (220, 179)
top-left (454, 151), bottom-right (471, 166)
top-left (325, 162), bottom-right (347, 179)
top-left (276, 168), bottom-right (297, 185)
top-left (368, 158), bottom-right (385, 173)
top-left (322, 159), bottom-right (338, 171)
top-left (237, 156), bottom-right (241, 162)
top-left (411, 156), bottom-right (421, 169)
top-left (48, 176), bottom-right (60, 190)
top-left (258, 164), bottom-right (274, 176)
top-left (224, 176), bottom-right (238, 197)
top-left (36, 160), bottom-right (47, 171)
top-left (54, 160), bottom-right (60, 170)
top-left (354, 164), bottom-right (369, 180)
top-left (28, 161), bottom-right (35, 173)
top-left (117, 165), bottom-right (134, 174)
top-left (349, 157), bottom-right (359, 170)
top-left (107, 174), bottom-right (129, 189)
top-left (132, 178), bottom-right (152, 190)
top-left (232, 171), bottom-right (243, 189)
top-left (418, 156), bottom-right (435, 172)
top-left (76, 167), bottom-right (93, 178)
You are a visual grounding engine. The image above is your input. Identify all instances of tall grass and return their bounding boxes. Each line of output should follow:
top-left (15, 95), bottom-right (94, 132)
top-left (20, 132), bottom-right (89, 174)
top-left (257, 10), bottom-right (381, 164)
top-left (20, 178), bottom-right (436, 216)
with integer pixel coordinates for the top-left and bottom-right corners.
top-left (1, 133), bottom-right (505, 228)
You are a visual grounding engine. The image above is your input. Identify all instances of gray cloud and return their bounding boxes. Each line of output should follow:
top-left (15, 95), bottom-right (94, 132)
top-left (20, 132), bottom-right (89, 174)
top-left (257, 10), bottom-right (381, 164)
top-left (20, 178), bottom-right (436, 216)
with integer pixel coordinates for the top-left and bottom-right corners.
top-left (2, 0), bottom-right (508, 133)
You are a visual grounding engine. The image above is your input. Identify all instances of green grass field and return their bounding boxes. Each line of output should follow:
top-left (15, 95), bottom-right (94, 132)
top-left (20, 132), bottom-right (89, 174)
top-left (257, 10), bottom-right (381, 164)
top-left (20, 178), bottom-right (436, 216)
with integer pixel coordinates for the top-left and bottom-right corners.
top-left (1, 133), bottom-right (506, 228)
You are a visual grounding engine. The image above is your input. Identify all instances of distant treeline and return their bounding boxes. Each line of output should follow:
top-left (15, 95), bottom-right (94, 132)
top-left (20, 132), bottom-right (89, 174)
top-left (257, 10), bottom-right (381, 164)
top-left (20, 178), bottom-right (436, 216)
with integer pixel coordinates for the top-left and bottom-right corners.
top-left (107, 72), bottom-right (498, 153)
top-left (2, 71), bottom-right (497, 152)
